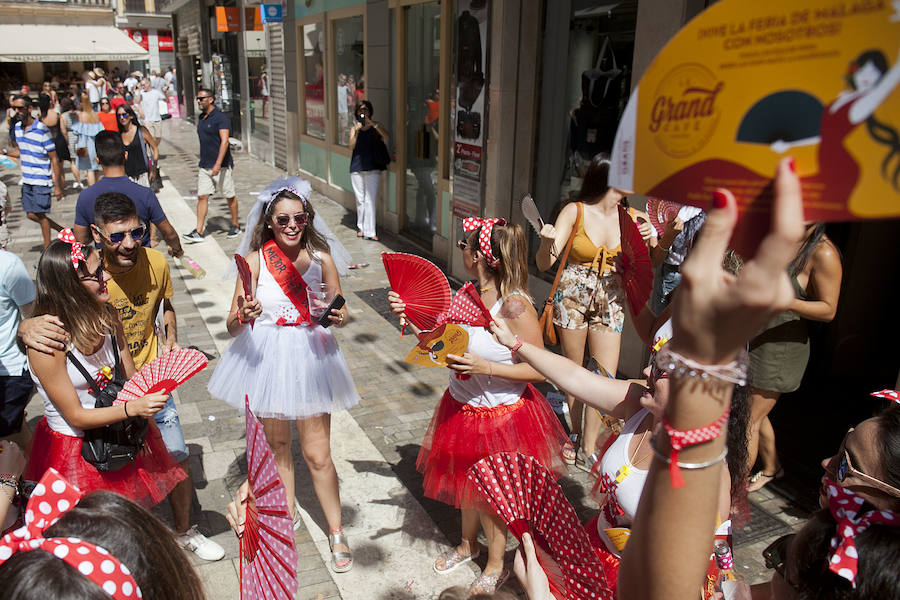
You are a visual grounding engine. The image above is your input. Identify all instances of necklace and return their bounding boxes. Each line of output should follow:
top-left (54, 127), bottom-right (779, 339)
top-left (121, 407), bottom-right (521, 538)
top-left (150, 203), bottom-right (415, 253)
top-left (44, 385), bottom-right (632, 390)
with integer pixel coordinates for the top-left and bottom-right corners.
top-left (479, 285), bottom-right (495, 293)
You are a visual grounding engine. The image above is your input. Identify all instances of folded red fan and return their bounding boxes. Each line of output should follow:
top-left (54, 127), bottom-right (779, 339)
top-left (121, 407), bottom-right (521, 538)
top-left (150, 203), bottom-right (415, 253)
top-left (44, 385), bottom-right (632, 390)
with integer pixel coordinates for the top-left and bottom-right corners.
top-left (115, 348), bottom-right (209, 404)
top-left (437, 282), bottom-right (493, 328)
top-left (234, 254), bottom-right (255, 328)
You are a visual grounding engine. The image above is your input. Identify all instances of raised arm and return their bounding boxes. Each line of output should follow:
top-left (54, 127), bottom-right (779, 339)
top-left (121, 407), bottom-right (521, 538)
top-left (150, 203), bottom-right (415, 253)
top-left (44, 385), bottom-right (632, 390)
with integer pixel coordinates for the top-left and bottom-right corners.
top-left (849, 47), bottom-right (900, 125)
top-left (226, 251), bottom-right (262, 337)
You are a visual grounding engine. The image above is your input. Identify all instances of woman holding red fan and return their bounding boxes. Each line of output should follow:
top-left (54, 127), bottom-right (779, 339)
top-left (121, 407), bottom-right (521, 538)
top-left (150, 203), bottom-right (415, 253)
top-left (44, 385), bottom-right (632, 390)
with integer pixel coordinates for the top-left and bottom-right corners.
top-left (24, 229), bottom-right (185, 508)
top-left (208, 177), bottom-right (358, 573)
top-left (536, 153), bottom-right (654, 470)
top-left (388, 218), bottom-right (567, 595)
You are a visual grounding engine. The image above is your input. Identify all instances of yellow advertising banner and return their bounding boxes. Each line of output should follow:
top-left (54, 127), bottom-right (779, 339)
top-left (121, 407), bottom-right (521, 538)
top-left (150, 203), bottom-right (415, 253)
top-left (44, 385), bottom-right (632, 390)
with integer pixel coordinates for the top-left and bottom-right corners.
top-left (404, 324), bottom-right (469, 368)
top-left (611, 0), bottom-right (900, 253)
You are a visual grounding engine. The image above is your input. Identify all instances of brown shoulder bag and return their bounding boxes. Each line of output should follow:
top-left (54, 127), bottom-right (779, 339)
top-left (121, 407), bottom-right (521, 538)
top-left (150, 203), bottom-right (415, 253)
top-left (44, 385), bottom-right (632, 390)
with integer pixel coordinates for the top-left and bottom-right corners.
top-left (538, 202), bottom-right (580, 346)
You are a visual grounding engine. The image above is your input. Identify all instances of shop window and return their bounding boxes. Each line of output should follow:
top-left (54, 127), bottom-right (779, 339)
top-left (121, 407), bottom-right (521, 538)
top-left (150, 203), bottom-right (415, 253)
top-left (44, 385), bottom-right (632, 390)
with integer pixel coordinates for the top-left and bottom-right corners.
top-left (332, 15), bottom-right (364, 147)
top-left (302, 22), bottom-right (326, 140)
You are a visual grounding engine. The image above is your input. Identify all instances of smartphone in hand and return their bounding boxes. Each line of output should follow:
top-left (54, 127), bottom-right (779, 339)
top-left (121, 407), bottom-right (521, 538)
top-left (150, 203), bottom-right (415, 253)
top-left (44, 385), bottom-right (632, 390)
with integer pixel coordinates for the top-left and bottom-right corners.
top-left (318, 294), bottom-right (346, 328)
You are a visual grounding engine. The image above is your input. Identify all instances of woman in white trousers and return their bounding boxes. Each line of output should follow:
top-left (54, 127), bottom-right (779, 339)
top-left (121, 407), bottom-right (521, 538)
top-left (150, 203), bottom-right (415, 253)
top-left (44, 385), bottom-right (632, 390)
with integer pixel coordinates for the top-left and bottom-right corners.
top-left (349, 100), bottom-right (390, 241)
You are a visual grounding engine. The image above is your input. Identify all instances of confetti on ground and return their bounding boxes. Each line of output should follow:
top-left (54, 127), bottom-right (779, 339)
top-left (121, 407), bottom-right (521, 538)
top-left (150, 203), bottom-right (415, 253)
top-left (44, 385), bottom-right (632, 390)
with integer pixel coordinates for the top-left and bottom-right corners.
top-left (348, 263), bottom-right (370, 269)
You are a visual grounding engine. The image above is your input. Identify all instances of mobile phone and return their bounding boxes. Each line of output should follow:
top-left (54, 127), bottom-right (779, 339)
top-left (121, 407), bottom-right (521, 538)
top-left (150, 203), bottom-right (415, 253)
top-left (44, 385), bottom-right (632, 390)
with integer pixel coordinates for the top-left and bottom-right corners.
top-left (318, 294), bottom-right (346, 328)
top-left (356, 113), bottom-right (366, 125)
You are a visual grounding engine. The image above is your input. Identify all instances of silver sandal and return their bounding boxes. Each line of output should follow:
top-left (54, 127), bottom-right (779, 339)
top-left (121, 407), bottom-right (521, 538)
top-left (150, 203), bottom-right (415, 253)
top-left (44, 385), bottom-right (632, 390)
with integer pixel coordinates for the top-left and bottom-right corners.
top-left (328, 529), bottom-right (353, 573)
top-left (469, 569), bottom-right (510, 595)
top-left (433, 539), bottom-right (481, 575)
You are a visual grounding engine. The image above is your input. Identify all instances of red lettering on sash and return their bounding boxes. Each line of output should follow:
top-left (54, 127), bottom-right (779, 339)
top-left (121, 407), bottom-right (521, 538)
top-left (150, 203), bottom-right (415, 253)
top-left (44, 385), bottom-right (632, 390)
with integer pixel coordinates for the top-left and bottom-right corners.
top-left (262, 240), bottom-right (311, 324)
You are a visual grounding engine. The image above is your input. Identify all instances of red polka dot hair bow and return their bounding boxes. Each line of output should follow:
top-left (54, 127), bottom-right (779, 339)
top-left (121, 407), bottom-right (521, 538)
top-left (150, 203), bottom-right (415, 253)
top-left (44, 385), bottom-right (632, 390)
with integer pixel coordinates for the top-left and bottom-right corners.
top-left (871, 389), bottom-right (900, 403)
top-left (824, 477), bottom-right (898, 586)
top-left (462, 218), bottom-right (507, 268)
top-left (0, 468), bottom-right (143, 600)
top-left (57, 228), bottom-right (85, 270)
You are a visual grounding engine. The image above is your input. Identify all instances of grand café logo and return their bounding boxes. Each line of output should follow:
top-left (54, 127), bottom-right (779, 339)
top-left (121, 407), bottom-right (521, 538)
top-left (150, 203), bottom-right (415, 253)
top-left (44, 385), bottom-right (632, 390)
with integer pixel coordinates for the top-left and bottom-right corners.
top-left (649, 63), bottom-right (723, 158)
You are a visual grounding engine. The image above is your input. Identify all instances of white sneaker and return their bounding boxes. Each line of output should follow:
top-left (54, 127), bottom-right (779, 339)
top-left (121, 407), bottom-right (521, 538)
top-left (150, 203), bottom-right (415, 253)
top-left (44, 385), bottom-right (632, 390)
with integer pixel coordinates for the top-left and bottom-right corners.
top-left (177, 525), bottom-right (225, 561)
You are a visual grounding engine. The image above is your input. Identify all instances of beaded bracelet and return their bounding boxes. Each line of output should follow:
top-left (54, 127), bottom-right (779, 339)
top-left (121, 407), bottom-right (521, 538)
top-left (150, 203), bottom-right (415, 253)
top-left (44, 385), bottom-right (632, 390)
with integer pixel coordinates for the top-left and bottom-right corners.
top-left (650, 436), bottom-right (728, 470)
top-left (0, 473), bottom-right (19, 501)
top-left (654, 345), bottom-right (749, 387)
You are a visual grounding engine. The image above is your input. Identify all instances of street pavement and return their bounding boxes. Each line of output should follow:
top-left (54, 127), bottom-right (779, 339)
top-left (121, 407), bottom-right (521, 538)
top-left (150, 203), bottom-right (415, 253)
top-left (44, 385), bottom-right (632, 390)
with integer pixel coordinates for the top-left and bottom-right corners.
top-left (0, 116), bottom-right (813, 598)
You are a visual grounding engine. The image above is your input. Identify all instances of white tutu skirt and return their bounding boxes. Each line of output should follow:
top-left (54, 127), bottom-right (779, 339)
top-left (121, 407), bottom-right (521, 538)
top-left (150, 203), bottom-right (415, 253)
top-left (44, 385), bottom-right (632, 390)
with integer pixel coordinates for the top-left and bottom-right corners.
top-left (207, 323), bottom-right (360, 419)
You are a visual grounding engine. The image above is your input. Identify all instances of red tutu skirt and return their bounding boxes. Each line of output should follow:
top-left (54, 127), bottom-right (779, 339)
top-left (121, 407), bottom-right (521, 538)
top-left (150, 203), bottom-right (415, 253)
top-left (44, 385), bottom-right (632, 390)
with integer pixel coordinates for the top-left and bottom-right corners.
top-left (584, 514), bottom-right (621, 597)
top-left (24, 418), bottom-right (186, 509)
top-left (416, 384), bottom-right (568, 510)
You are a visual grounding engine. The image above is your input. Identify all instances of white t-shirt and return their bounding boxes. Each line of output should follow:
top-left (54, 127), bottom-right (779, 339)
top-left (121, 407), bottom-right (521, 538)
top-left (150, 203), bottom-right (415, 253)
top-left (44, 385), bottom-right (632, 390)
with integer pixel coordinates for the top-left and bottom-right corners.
top-left (0, 249), bottom-right (36, 376)
top-left (124, 76), bottom-right (138, 92)
top-left (336, 84), bottom-right (348, 114)
top-left (139, 88), bottom-right (165, 122)
top-left (87, 79), bottom-right (101, 103)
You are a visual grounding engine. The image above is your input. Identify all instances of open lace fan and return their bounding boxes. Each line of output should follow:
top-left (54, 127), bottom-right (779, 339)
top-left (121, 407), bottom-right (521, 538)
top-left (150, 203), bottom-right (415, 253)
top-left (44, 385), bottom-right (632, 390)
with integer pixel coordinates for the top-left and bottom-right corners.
top-left (437, 282), bottom-right (493, 328)
top-left (382, 252), bottom-right (452, 333)
top-left (115, 348), bottom-right (209, 403)
top-left (468, 452), bottom-right (612, 600)
top-left (619, 206), bottom-right (653, 317)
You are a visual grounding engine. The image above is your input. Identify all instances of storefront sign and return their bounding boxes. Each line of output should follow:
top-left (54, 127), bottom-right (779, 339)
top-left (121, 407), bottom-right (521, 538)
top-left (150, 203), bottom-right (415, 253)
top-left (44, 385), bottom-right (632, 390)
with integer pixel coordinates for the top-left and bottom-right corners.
top-left (611, 0), bottom-right (900, 254)
top-left (260, 4), bottom-right (283, 24)
top-left (157, 30), bottom-right (174, 52)
top-left (215, 6), bottom-right (263, 33)
top-left (124, 29), bottom-right (149, 51)
top-left (451, 0), bottom-right (489, 220)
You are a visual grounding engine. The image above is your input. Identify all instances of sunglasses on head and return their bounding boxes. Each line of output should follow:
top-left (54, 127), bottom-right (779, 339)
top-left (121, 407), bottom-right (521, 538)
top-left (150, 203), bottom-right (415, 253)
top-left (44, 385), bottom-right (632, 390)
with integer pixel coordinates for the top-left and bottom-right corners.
top-left (274, 213), bottom-right (308, 227)
top-left (98, 226), bottom-right (145, 244)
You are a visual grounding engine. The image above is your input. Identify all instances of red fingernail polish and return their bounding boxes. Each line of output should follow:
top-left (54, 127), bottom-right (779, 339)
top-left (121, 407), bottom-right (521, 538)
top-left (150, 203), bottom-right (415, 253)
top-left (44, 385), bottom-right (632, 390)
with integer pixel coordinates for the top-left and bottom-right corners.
top-left (713, 190), bottom-right (727, 209)
top-left (788, 157), bottom-right (796, 173)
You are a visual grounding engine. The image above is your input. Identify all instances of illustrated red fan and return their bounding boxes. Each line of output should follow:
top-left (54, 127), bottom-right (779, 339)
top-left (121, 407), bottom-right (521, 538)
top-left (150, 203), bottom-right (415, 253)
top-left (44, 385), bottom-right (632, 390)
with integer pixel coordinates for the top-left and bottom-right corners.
top-left (619, 206), bottom-right (653, 317)
top-left (241, 398), bottom-right (298, 600)
top-left (234, 254), bottom-right (255, 328)
top-left (646, 197), bottom-right (683, 238)
top-left (115, 348), bottom-right (208, 403)
top-left (467, 452), bottom-right (612, 600)
top-left (382, 252), bottom-right (452, 333)
top-left (437, 281), bottom-right (493, 328)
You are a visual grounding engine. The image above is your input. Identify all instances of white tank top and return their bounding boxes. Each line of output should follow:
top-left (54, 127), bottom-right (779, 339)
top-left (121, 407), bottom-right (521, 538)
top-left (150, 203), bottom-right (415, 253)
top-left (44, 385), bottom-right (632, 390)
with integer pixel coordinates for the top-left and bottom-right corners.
top-left (598, 408), bottom-right (651, 527)
top-left (254, 249), bottom-right (324, 326)
top-left (447, 292), bottom-right (528, 408)
top-left (30, 336), bottom-right (117, 438)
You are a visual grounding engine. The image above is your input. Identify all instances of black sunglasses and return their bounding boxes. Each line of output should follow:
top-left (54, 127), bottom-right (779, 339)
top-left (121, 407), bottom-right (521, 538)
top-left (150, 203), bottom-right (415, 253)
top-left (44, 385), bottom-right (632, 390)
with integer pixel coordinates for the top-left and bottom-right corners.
top-left (196, 96), bottom-right (211, 101)
top-left (98, 226), bottom-right (146, 244)
top-left (274, 213), bottom-right (308, 227)
top-left (79, 260), bottom-right (105, 283)
top-left (456, 240), bottom-right (470, 251)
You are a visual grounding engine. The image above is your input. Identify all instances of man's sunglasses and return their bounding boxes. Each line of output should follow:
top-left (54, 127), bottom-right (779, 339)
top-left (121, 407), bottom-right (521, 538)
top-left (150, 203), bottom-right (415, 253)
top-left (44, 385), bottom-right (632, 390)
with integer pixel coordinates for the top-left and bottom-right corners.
top-left (274, 213), bottom-right (308, 227)
top-left (196, 96), bottom-right (211, 101)
top-left (97, 226), bottom-right (146, 244)
top-left (835, 429), bottom-right (900, 498)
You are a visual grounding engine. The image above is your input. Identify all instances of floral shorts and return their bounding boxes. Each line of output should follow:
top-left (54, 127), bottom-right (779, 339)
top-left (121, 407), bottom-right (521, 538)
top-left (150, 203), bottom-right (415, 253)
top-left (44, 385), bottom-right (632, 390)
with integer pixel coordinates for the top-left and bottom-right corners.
top-left (552, 264), bottom-right (625, 333)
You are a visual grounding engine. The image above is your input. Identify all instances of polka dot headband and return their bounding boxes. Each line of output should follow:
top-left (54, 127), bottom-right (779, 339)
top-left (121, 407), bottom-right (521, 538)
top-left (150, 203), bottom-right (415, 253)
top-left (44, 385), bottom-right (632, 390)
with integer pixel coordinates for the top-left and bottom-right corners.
top-left (462, 217), bottom-right (507, 268)
top-left (824, 477), bottom-right (898, 586)
top-left (57, 228), bottom-right (86, 271)
top-left (0, 468), bottom-right (143, 599)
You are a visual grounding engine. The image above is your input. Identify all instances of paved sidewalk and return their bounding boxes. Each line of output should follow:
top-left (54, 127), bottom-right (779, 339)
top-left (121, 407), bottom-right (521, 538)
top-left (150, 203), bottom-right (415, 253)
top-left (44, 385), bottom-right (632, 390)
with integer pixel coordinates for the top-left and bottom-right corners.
top-left (0, 116), bottom-right (812, 598)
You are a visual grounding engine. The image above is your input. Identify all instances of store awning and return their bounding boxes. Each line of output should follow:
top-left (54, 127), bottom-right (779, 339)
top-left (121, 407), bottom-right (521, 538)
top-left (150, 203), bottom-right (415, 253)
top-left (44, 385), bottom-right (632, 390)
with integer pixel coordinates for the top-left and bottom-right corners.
top-left (0, 25), bottom-right (150, 62)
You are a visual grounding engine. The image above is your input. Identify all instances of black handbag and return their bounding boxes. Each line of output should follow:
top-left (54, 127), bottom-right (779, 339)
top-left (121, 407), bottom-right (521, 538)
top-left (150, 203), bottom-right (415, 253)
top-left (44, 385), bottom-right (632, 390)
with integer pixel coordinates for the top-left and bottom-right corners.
top-left (67, 341), bottom-right (148, 472)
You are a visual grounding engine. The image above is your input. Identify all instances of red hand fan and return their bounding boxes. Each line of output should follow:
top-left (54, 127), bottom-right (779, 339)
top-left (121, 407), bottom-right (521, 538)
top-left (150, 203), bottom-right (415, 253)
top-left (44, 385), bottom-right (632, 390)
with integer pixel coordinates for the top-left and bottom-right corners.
top-left (437, 282), bottom-right (493, 328)
top-left (646, 197), bottom-right (683, 238)
top-left (241, 398), bottom-right (298, 600)
top-left (382, 252), bottom-right (452, 333)
top-left (115, 348), bottom-right (208, 403)
top-left (468, 452), bottom-right (613, 600)
top-left (618, 206), bottom-right (653, 317)
top-left (234, 254), bottom-right (255, 328)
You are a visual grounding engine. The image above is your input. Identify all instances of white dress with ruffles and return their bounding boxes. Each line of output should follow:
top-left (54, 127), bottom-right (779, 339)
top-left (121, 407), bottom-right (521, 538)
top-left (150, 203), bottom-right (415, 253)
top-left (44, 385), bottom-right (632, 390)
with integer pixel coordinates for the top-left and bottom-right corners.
top-left (207, 251), bottom-right (360, 419)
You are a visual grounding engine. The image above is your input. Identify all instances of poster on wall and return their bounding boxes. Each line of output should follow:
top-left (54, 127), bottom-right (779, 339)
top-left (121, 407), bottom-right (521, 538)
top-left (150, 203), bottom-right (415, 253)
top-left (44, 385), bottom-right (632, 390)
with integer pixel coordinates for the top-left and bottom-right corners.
top-left (125, 29), bottom-right (150, 51)
top-left (610, 0), bottom-right (900, 255)
top-left (451, 0), bottom-right (490, 220)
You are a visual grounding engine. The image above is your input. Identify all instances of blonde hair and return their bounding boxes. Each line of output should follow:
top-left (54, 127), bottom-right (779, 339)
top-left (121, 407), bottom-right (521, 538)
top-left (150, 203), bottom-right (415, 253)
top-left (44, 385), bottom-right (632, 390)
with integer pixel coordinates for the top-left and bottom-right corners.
top-left (472, 222), bottom-right (532, 302)
top-left (79, 93), bottom-right (99, 123)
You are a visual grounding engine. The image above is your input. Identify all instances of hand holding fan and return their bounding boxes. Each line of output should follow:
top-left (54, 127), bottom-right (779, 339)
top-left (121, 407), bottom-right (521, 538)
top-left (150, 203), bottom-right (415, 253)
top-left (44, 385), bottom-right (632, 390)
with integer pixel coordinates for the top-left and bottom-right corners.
top-left (467, 452), bottom-right (612, 600)
top-left (646, 197), bottom-right (684, 238)
top-left (382, 252), bottom-right (452, 335)
top-left (618, 206), bottom-right (653, 317)
top-left (234, 254), bottom-right (255, 328)
top-left (241, 398), bottom-right (298, 600)
top-left (115, 348), bottom-right (208, 404)
top-left (437, 281), bottom-right (493, 328)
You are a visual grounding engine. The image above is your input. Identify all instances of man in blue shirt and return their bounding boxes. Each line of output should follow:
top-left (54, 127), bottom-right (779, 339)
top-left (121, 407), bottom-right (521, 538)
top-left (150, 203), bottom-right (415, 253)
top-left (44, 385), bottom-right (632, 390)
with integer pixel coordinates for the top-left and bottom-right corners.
top-left (73, 131), bottom-right (183, 258)
top-left (182, 88), bottom-right (239, 242)
top-left (0, 248), bottom-right (35, 446)
top-left (2, 95), bottom-right (64, 248)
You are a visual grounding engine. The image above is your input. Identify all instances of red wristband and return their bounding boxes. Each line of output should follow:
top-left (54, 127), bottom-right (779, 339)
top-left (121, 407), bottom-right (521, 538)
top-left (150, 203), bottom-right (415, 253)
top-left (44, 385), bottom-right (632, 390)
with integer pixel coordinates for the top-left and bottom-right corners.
top-left (510, 336), bottom-right (524, 353)
top-left (663, 408), bottom-right (730, 488)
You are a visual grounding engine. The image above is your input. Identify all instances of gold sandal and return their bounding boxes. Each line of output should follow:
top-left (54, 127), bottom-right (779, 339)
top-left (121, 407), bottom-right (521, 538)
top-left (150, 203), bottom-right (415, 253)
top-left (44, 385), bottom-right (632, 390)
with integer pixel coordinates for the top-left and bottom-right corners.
top-left (328, 529), bottom-right (353, 573)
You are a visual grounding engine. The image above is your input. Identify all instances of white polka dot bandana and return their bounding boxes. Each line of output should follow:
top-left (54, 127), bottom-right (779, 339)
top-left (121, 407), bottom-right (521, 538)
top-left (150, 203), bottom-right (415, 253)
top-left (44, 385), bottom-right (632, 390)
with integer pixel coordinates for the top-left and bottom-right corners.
top-left (462, 217), bottom-right (507, 268)
top-left (0, 469), bottom-right (143, 599)
top-left (825, 478), bottom-right (898, 587)
top-left (871, 389), bottom-right (900, 403)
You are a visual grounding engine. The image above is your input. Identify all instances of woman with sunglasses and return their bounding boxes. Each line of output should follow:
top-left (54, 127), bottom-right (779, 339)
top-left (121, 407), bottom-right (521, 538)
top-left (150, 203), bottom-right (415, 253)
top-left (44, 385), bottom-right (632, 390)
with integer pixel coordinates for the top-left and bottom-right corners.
top-left (22, 229), bottom-right (185, 508)
top-left (96, 98), bottom-right (117, 132)
top-left (117, 105), bottom-right (158, 188)
top-left (388, 218), bottom-right (568, 595)
top-left (208, 177), bottom-right (358, 573)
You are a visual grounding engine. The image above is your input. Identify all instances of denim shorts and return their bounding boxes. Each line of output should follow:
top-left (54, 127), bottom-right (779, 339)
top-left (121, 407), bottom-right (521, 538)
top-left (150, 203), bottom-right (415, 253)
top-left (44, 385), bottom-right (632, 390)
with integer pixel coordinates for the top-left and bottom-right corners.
top-left (21, 184), bottom-right (52, 214)
top-left (153, 394), bottom-right (188, 462)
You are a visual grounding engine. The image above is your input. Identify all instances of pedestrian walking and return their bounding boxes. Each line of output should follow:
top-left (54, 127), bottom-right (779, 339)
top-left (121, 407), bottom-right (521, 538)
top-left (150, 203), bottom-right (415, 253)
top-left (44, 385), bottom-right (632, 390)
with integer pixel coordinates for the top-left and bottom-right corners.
top-left (135, 77), bottom-right (165, 146)
top-left (182, 88), bottom-right (239, 242)
top-left (73, 92), bottom-right (104, 187)
top-left (58, 97), bottom-right (83, 190)
top-left (116, 105), bottom-right (159, 189)
top-left (2, 95), bottom-right (64, 249)
top-left (349, 100), bottom-right (390, 241)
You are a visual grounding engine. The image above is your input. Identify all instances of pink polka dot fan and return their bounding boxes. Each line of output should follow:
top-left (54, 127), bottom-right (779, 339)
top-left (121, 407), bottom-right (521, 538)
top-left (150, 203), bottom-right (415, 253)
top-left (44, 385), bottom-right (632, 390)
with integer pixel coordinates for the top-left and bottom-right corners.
top-left (467, 452), bottom-right (612, 600)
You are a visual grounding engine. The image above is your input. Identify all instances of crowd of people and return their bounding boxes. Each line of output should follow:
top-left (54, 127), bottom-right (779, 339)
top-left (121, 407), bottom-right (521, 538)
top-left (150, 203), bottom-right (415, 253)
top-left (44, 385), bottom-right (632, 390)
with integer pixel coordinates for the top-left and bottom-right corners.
top-left (0, 64), bottom-right (898, 600)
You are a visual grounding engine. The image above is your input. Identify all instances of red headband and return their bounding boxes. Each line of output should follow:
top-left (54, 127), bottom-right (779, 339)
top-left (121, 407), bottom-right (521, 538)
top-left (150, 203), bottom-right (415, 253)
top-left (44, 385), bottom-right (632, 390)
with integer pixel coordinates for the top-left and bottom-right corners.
top-left (0, 469), bottom-right (143, 600)
top-left (871, 389), bottom-right (900, 403)
top-left (462, 217), bottom-right (506, 268)
top-left (824, 478), bottom-right (898, 586)
top-left (57, 228), bottom-right (86, 271)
